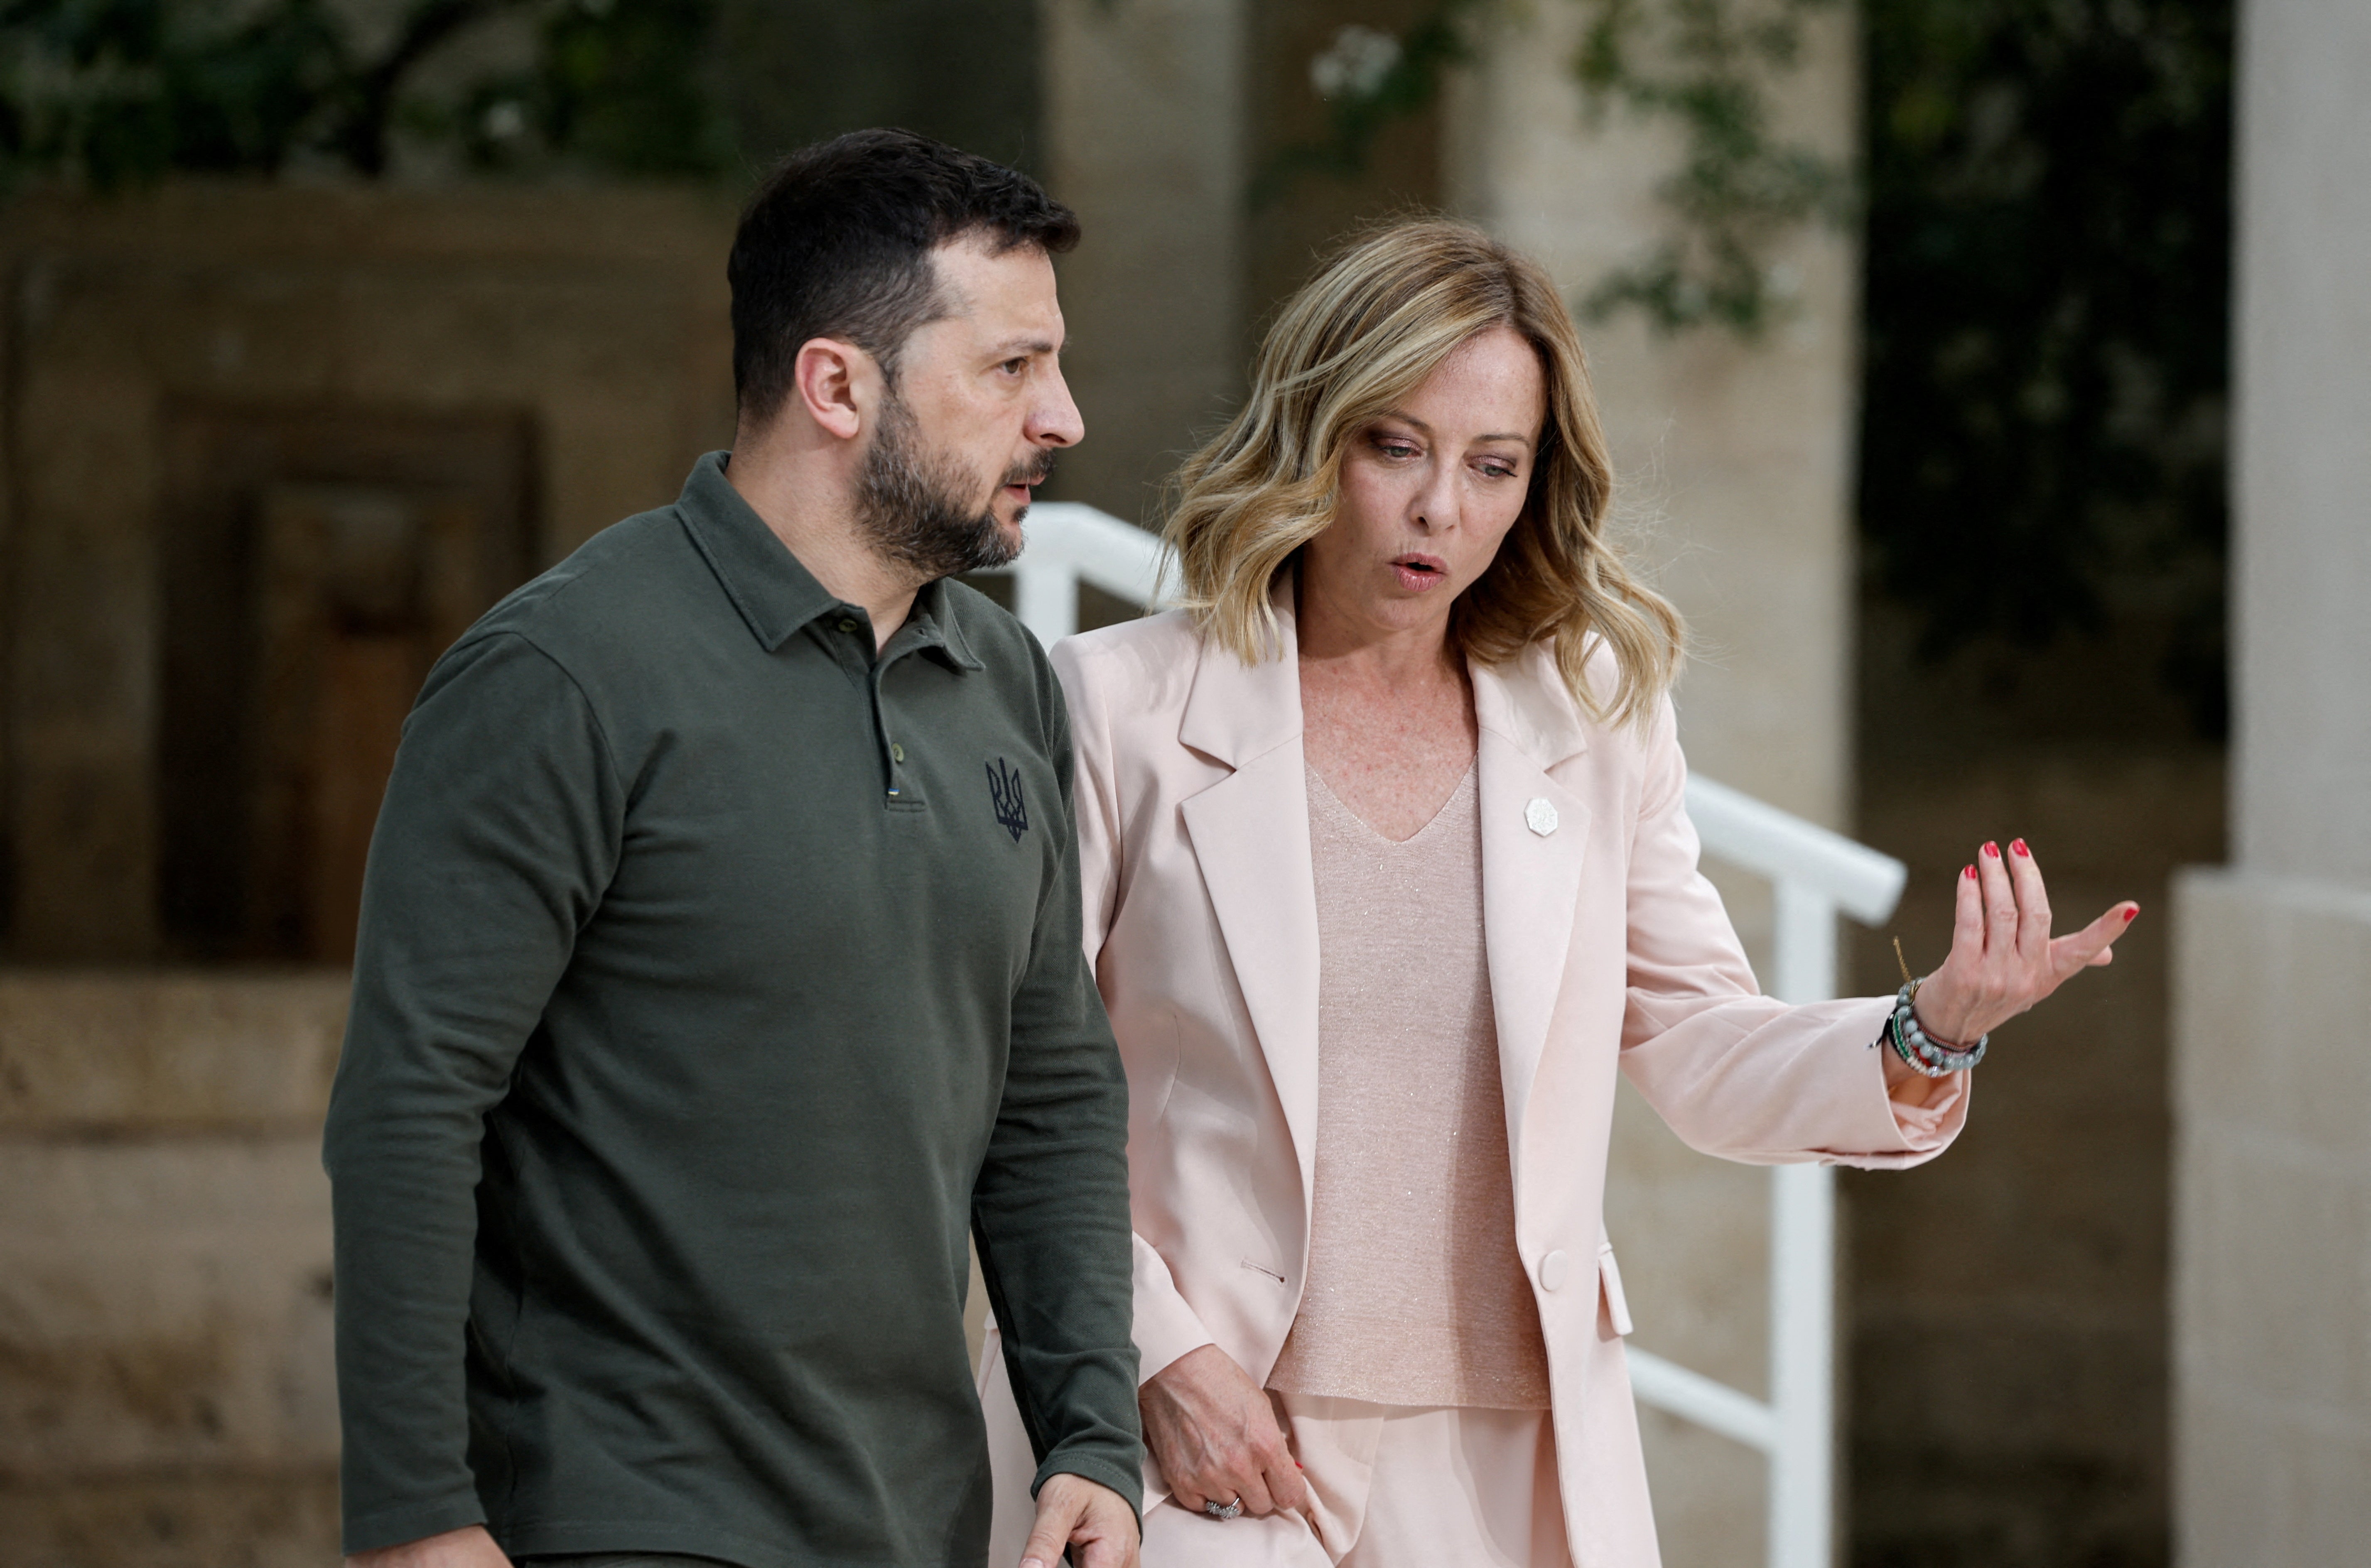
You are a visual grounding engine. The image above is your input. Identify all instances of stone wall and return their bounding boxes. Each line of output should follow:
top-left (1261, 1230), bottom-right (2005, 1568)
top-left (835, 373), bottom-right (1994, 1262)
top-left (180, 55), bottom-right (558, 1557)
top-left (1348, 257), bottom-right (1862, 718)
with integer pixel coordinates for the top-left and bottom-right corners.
top-left (1, 183), bottom-right (738, 963)
top-left (0, 971), bottom-right (349, 1566)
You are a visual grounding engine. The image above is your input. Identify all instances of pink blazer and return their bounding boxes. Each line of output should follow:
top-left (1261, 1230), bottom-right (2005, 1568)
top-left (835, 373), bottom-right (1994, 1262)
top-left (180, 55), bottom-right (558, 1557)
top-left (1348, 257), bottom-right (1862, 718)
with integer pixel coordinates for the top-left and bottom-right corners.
top-left (979, 603), bottom-right (1968, 1567)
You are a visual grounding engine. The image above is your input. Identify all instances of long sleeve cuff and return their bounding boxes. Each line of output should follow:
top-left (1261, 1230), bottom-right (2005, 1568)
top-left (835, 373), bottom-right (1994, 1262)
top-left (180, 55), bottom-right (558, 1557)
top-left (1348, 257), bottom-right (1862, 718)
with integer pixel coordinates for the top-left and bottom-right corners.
top-left (1131, 1234), bottom-right (1216, 1384)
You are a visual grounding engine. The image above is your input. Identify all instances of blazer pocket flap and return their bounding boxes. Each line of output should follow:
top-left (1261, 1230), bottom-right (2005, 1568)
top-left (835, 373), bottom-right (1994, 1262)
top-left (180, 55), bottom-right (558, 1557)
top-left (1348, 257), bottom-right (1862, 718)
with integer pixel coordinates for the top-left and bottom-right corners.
top-left (1597, 1241), bottom-right (1635, 1338)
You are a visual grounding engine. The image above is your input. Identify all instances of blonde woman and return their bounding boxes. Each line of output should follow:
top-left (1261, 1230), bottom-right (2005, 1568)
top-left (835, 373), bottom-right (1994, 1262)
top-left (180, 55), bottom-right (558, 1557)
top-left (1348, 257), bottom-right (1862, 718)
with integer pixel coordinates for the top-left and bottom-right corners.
top-left (979, 221), bottom-right (2135, 1568)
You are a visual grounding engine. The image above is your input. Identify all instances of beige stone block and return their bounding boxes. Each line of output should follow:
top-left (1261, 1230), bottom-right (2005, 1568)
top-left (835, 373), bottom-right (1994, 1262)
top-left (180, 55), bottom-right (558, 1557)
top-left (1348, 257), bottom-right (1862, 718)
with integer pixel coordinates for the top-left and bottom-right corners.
top-left (0, 1137), bottom-right (336, 1473)
top-left (2171, 1391), bottom-right (2282, 1568)
top-left (2177, 1127), bottom-right (2371, 1420)
top-left (0, 971), bottom-right (347, 1130)
top-left (2172, 868), bottom-right (2371, 1566)
top-left (0, 1466), bottom-right (340, 1568)
top-left (2275, 1418), bottom-right (2371, 1565)
top-left (2175, 869), bottom-right (2371, 1157)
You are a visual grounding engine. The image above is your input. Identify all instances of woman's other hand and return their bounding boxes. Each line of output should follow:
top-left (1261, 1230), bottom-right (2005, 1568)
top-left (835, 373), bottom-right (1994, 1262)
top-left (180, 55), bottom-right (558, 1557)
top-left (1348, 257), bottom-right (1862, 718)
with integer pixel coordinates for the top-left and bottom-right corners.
top-left (1912, 838), bottom-right (2138, 1045)
top-left (1139, 1344), bottom-right (1311, 1520)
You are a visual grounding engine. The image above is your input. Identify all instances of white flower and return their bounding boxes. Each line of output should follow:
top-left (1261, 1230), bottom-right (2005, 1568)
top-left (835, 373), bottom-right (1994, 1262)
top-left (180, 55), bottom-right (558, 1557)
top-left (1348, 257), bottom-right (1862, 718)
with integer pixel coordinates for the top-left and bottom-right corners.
top-left (482, 100), bottom-right (528, 142)
top-left (1310, 24), bottom-right (1401, 102)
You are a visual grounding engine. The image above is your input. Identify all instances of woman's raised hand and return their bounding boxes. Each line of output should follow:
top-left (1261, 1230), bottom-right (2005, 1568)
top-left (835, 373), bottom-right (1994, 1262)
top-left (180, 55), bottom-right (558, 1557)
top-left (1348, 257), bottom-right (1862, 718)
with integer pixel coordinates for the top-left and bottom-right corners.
top-left (1910, 839), bottom-right (2138, 1047)
top-left (1138, 1344), bottom-right (1311, 1521)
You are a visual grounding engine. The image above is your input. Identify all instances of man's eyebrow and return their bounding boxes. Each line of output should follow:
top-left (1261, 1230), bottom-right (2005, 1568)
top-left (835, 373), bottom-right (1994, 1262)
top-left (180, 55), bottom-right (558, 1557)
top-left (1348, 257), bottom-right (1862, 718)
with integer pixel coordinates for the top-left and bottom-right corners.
top-left (990, 336), bottom-right (1059, 357)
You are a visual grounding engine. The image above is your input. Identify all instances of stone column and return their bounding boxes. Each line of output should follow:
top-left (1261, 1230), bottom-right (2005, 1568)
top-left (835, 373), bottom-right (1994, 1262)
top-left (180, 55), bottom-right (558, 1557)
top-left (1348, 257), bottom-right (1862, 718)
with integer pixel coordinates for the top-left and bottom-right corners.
top-left (1442, 9), bottom-right (1863, 1566)
top-left (1037, 0), bottom-right (1248, 527)
top-left (2171, 0), bottom-right (2371, 1559)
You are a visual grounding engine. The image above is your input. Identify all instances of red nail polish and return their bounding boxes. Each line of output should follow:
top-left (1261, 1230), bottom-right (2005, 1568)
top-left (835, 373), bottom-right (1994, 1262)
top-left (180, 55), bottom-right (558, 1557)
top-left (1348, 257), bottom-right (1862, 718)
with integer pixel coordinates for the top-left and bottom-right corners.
top-left (2011, 838), bottom-right (2030, 857)
top-left (1983, 841), bottom-right (2000, 859)
top-left (2124, 904), bottom-right (2140, 922)
top-left (1964, 865), bottom-right (1977, 880)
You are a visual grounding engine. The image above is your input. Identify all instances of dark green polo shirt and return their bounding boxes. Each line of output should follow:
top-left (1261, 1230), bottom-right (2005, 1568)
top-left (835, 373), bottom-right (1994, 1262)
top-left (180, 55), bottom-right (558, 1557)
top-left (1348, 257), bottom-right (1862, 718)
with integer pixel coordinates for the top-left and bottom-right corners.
top-left (323, 453), bottom-right (1140, 1566)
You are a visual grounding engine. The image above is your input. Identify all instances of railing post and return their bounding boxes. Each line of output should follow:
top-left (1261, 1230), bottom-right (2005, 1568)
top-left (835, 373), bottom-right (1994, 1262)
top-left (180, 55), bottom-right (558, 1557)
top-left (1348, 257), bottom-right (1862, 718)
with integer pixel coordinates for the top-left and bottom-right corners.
top-left (1011, 558), bottom-right (1075, 645)
top-left (1768, 1162), bottom-right (1836, 1568)
top-left (1767, 880), bottom-right (1840, 1568)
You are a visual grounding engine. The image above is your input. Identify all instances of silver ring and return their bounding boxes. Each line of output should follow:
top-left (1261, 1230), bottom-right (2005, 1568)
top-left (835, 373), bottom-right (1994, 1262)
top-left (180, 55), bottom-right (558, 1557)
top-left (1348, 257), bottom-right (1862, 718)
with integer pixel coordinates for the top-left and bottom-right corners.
top-left (1203, 1497), bottom-right (1243, 1520)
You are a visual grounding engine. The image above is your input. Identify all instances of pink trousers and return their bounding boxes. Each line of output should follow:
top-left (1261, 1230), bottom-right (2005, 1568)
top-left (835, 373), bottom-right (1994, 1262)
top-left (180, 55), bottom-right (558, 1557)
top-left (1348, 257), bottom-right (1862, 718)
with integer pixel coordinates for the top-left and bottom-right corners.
top-left (1139, 1391), bottom-right (1575, 1568)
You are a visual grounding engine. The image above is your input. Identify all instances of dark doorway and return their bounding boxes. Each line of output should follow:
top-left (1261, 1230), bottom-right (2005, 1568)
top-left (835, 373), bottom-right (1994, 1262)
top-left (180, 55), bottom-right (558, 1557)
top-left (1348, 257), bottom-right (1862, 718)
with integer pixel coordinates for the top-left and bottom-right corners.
top-left (157, 404), bottom-right (540, 964)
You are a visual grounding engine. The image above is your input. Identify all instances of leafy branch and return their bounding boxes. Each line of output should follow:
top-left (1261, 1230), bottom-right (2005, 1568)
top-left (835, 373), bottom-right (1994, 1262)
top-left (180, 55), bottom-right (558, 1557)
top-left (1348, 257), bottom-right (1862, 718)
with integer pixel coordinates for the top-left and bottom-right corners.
top-left (0, 0), bottom-right (730, 191)
top-left (1248, 1), bottom-right (1488, 208)
top-left (1254, 0), bottom-right (1850, 339)
top-left (1571, 0), bottom-right (1848, 335)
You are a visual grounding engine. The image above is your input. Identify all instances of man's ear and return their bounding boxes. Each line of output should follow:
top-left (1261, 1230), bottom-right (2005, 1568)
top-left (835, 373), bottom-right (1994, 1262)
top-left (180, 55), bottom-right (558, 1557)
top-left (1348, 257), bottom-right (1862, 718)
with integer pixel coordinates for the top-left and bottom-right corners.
top-left (791, 337), bottom-right (876, 442)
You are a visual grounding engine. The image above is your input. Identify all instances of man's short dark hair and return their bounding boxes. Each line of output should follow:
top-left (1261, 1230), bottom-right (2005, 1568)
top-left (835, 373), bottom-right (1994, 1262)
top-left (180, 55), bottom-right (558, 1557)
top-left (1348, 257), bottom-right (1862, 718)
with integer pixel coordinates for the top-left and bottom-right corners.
top-left (729, 128), bottom-right (1080, 425)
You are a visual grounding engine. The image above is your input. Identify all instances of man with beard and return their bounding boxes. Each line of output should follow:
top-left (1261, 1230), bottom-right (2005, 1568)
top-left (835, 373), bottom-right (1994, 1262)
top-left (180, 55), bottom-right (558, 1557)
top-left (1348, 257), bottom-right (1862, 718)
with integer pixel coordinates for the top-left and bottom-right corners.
top-left (324, 130), bottom-right (1141, 1568)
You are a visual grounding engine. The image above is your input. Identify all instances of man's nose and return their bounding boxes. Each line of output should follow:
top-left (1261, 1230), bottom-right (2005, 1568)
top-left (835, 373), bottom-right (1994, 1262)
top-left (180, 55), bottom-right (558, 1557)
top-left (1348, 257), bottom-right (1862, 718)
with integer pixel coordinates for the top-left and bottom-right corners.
top-left (1030, 363), bottom-right (1085, 449)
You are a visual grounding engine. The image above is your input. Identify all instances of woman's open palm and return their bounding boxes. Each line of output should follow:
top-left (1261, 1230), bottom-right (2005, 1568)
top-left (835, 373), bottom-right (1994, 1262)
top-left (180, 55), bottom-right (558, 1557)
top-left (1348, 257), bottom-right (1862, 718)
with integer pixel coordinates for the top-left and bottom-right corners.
top-left (1910, 838), bottom-right (2138, 1046)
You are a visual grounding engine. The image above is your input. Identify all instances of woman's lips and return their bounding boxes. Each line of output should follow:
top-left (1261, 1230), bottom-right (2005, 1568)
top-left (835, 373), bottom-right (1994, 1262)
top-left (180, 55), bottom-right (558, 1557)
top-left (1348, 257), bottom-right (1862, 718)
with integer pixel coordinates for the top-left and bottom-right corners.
top-left (1391, 554), bottom-right (1448, 593)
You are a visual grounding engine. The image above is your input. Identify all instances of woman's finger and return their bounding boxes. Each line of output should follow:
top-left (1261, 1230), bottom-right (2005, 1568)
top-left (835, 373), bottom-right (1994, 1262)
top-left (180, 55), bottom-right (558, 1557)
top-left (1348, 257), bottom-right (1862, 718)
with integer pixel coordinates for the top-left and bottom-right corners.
top-left (1950, 860), bottom-right (1983, 962)
top-left (1976, 841), bottom-right (2017, 956)
top-left (1230, 1466), bottom-right (1279, 1517)
top-left (2049, 901), bottom-right (2139, 977)
top-left (2005, 838), bottom-right (2052, 958)
top-left (1264, 1448), bottom-right (1311, 1517)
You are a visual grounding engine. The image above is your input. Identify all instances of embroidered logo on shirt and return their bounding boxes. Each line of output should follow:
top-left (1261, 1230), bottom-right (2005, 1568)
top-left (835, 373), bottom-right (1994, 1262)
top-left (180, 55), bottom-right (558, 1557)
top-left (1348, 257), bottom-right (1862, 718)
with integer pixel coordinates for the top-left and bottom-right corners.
top-left (986, 758), bottom-right (1029, 843)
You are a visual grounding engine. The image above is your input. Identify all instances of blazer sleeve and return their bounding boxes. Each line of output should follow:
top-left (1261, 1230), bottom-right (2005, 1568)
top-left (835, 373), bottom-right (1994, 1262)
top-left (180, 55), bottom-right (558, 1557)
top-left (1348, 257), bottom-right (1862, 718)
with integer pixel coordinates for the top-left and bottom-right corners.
top-left (1051, 637), bottom-right (1220, 1384)
top-left (1615, 697), bottom-right (1970, 1169)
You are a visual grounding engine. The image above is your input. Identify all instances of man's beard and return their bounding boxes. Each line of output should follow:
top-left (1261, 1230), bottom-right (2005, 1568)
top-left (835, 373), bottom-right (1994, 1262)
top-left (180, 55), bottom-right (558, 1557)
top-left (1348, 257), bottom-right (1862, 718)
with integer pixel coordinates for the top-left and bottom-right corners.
top-left (853, 391), bottom-right (1052, 580)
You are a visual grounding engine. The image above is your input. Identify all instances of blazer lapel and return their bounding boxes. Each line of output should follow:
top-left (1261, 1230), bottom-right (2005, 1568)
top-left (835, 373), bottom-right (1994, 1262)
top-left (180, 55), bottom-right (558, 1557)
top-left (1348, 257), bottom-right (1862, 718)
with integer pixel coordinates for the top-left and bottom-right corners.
top-left (1472, 652), bottom-right (1593, 1164)
top-left (1178, 606), bottom-right (1322, 1208)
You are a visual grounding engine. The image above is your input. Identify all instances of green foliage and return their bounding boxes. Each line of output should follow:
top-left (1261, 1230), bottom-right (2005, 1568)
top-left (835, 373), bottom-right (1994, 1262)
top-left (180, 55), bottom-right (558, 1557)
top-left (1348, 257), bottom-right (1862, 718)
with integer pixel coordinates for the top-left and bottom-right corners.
top-left (0, 0), bottom-right (733, 188)
top-left (1568, 0), bottom-right (1849, 334)
top-left (464, 0), bottom-right (731, 175)
top-left (1858, 0), bottom-right (2231, 734)
top-left (1252, 0), bottom-right (1844, 338)
top-left (0, 0), bottom-right (352, 185)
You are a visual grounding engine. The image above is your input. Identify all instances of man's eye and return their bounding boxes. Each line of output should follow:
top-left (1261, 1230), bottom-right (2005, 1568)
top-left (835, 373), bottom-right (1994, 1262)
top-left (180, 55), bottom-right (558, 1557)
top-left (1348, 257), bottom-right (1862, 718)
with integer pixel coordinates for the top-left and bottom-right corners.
top-left (1000, 358), bottom-right (1028, 375)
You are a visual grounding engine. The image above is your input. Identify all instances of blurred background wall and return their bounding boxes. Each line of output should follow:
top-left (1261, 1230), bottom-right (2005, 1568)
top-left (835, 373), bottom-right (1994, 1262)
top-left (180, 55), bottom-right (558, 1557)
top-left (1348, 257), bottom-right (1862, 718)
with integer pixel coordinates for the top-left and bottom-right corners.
top-left (2170, 0), bottom-right (2371, 1560)
top-left (0, 0), bottom-right (2317, 1565)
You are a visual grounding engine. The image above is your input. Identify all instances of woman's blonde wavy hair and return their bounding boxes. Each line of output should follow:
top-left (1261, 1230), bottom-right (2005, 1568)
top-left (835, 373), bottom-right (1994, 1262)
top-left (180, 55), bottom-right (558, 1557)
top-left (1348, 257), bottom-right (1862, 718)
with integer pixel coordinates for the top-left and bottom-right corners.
top-left (1164, 219), bottom-right (1684, 728)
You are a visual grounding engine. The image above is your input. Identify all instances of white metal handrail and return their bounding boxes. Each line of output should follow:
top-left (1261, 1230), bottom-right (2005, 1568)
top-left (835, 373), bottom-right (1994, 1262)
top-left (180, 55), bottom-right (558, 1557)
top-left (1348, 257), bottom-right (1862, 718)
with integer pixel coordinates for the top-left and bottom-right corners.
top-left (987, 502), bottom-right (1906, 1568)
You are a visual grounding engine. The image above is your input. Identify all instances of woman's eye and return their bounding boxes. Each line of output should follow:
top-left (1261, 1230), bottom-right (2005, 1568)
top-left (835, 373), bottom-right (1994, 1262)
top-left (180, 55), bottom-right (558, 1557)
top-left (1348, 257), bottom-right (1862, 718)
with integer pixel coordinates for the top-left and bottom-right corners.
top-left (1377, 441), bottom-right (1419, 459)
top-left (1481, 462), bottom-right (1518, 479)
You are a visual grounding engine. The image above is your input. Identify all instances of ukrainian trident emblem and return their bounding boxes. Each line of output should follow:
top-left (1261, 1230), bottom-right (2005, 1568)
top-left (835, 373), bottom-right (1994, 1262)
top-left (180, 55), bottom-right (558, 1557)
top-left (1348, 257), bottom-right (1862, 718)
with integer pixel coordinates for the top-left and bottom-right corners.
top-left (986, 757), bottom-right (1029, 843)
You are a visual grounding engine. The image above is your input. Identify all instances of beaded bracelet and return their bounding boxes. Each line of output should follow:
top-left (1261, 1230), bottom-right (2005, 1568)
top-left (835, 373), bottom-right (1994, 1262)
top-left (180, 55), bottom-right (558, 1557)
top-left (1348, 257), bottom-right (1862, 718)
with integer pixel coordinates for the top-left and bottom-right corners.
top-left (1886, 979), bottom-right (1986, 1076)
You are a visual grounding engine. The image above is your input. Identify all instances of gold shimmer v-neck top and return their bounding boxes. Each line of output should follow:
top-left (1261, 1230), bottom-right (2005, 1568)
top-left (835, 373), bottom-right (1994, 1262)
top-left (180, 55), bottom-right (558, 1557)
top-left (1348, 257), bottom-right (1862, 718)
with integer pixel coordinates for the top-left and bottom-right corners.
top-left (1264, 762), bottom-right (1553, 1410)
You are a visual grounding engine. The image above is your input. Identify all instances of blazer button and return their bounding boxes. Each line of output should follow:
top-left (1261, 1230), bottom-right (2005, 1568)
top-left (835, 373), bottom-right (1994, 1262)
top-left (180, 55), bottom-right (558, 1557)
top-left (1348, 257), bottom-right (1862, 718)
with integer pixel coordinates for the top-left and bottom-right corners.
top-left (1537, 1249), bottom-right (1573, 1291)
top-left (1525, 797), bottom-right (1559, 836)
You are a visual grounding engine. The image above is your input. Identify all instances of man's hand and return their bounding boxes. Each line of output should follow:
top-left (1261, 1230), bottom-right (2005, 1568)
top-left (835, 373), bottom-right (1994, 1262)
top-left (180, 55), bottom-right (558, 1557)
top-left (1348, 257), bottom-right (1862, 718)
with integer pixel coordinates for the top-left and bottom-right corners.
top-left (345, 1525), bottom-right (512, 1568)
top-left (1138, 1344), bottom-right (1309, 1521)
top-left (1021, 1472), bottom-right (1139, 1568)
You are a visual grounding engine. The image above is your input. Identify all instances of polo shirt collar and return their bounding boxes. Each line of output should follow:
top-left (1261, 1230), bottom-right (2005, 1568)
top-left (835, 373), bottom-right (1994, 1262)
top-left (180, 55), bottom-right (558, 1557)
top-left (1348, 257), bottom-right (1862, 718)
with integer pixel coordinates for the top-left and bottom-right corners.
top-left (677, 451), bottom-right (984, 671)
top-left (902, 578), bottom-right (987, 671)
